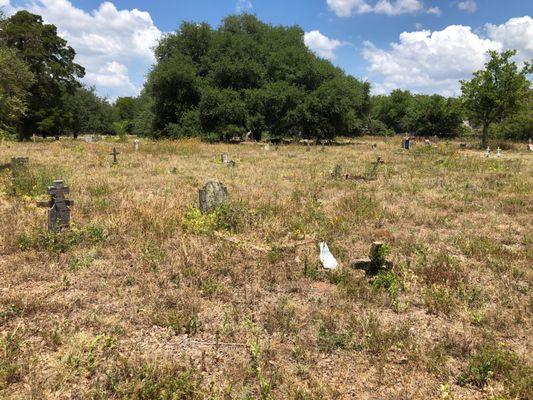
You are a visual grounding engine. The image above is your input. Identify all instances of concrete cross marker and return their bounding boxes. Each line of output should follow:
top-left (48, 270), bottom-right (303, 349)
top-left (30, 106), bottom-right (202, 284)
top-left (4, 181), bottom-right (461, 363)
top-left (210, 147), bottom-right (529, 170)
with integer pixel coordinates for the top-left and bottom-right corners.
top-left (485, 147), bottom-right (491, 157)
top-left (37, 180), bottom-right (74, 232)
top-left (133, 139), bottom-right (140, 151)
top-left (199, 180), bottom-right (228, 214)
top-left (110, 147), bottom-right (120, 164)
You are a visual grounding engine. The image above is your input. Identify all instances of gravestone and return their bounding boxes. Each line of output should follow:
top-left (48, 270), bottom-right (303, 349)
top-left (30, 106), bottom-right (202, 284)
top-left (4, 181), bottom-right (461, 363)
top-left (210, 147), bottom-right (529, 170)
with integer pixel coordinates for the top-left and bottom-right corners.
top-left (37, 180), bottom-right (74, 231)
top-left (221, 153), bottom-right (236, 167)
top-left (110, 147), bottom-right (120, 164)
top-left (485, 147), bottom-right (491, 157)
top-left (133, 139), bottom-right (140, 151)
top-left (199, 180), bottom-right (228, 214)
top-left (371, 143), bottom-right (377, 150)
top-left (10, 157), bottom-right (29, 178)
top-left (402, 137), bottom-right (411, 150)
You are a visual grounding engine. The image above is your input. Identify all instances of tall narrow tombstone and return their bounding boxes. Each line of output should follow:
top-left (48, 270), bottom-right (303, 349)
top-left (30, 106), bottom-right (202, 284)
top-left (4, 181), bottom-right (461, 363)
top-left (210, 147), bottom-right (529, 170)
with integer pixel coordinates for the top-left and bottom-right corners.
top-left (133, 139), bottom-right (140, 151)
top-left (199, 180), bottom-right (228, 214)
top-left (37, 180), bottom-right (74, 231)
top-left (402, 137), bottom-right (411, 150)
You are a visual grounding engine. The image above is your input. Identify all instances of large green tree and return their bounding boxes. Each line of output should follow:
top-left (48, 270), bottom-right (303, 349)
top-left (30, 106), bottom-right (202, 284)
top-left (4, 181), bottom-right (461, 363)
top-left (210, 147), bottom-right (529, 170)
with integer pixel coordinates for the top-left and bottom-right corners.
top-left (146, 14), bottom-right (369, 140)
top-left (64, 86), bottom-right (116, 135)
top-left (461, 50), bottom-right (532, 147)
top-left (1, 11), bottom-right (85, 139)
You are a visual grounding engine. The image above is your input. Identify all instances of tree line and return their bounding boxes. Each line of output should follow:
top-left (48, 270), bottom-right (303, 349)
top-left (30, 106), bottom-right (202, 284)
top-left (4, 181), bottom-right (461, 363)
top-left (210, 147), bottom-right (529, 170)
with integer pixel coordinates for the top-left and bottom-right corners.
top-left (1, 11), bottom-right (531, 144)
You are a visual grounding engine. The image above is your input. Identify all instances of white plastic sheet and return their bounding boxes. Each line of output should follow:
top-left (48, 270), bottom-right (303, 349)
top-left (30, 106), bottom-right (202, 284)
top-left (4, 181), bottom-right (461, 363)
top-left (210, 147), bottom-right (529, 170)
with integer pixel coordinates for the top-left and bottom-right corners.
top-left (319, 242), bottom-right (338, 270)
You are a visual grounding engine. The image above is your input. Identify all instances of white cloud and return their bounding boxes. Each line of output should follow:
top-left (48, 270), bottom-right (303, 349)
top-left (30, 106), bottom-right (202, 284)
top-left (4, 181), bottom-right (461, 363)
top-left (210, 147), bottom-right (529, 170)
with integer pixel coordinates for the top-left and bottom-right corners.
top-left (374, 0), bottom-right (423, 16)
top-left (236, 0), bottom-right (253, 12)
top-left (4, 0), bottom-right (162, 99)
top-left (363, 16), bottom-right (533, 95)
top-left (85, 61), bottom-right (136, 93)
top-left (304, 30), bottom-right (345, 60)
top-left (426, 6), bottom-right (441, 15)
top-left (326, 0), bottom-right (436, 17)
top-left (486, 16), bottom-right (533, 62)
top-left (458, 0), bottom-right (477, 13)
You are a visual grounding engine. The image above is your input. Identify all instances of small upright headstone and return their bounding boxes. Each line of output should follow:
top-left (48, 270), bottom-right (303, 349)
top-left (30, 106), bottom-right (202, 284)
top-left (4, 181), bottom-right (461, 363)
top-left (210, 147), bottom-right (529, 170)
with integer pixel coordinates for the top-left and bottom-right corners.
top-left (110, 147), bottom-right (120, 164)
top-left (10, 157), bottom-right (29, 178)
top-left (133, 139), bottom-right (140, 151)
top-left (264, 143), bottom-right (270, 151)
top-left (528, 138), bottom-right (533, 151)
top-left (371, 143), bottom-right (377, 150)
top-left (37, 180), bottom-right (74, 232)
top-left (485, 147), bottom-right (491, 157)
top-left (199, 180), bottom-right (228, 214)
top-left (221, 153), bottom-right (236, 167)
top-left (402, 137), bottom-right (411, 150)
top-left (496, 147), bottom-right (502, 157)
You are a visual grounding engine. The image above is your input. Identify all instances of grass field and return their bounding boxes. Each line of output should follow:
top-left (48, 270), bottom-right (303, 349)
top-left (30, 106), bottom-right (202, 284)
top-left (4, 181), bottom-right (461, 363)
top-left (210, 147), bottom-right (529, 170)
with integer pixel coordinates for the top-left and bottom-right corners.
top-left (0, 137), bottom-right (532, 399)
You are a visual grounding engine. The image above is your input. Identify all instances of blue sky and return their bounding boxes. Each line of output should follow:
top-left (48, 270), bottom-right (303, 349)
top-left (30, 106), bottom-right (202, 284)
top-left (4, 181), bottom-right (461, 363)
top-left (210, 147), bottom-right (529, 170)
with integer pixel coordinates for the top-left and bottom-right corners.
top-left (2, 0), bottom-right (532, 99)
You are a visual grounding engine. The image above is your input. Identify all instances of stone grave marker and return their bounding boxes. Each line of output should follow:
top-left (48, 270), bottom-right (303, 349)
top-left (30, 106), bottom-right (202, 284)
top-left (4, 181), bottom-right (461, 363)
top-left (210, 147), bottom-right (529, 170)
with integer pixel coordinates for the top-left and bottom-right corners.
top-left (402, 137), bottom-right (411, 150)
top-left (199, 180), bottom-right (228, 214)
top-left (485, 147), bottom-right (491, 157)
top-left (110, 147), bottom-right (120, 164)
top-left (221, 153), bottom-right (235, 167)
top-left (133, 139), bottom-right (140, 151)
top-left (37, 180), bottom-right (74, 231)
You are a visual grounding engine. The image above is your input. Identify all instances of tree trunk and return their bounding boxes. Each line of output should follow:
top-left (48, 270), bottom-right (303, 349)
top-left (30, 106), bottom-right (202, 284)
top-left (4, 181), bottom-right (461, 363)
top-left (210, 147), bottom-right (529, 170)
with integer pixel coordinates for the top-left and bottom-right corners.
top-left (481, 118), bottom-right (489, 149)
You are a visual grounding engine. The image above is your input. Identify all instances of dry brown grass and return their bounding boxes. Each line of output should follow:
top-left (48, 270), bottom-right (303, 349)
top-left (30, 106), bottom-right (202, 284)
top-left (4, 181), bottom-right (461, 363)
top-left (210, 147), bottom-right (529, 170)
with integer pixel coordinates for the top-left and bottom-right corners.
top-left (0, 137), bottom-right (532, 399)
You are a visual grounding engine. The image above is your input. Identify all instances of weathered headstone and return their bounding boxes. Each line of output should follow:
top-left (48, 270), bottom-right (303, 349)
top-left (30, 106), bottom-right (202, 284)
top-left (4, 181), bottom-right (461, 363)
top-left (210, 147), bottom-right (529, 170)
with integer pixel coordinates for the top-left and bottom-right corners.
top-left (485, 147), bottom-right (491, 157)
top-left (110, 147), bottom-right (120, 164)
top-left (199, 180), bottom-right (228, 214)
top-left (402, 137), bottom-right (411, 150)
top-left (37, 180), bottom-right (74, 232)
top-left (10, 157), bottom-right (29, 178)
top-left (133, 139), bottom-right (140, 151)
top-left (496, 147), bottom-right (502, 157)
top-left (221, 153), bottom-right (236, 167)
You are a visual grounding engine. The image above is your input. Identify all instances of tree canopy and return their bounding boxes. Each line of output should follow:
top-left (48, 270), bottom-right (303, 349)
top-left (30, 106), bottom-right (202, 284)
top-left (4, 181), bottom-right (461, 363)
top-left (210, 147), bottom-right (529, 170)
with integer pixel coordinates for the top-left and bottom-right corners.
top-left (0, 11), bottom-right (85, 139)
top-left (460, 50), bottom-right (532, 147)
top-left (145, 14), bottom-right (370, 140)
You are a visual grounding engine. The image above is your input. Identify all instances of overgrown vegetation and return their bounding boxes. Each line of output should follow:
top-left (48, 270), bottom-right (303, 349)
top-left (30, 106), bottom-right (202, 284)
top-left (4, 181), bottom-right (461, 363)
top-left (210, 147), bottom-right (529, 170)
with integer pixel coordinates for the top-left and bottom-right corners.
top-left (1, 138), bottom-right (530, 398)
